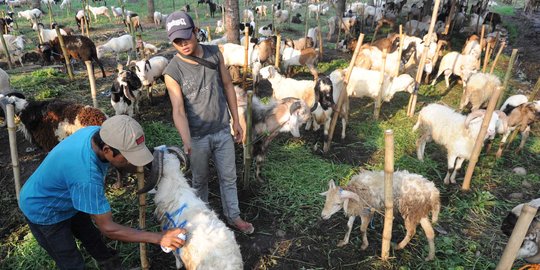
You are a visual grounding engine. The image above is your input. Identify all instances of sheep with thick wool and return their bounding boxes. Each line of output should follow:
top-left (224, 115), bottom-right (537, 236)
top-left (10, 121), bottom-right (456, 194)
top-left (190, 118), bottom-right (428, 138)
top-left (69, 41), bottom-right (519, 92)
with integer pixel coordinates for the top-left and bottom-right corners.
top-left (413, 103), bottom-right (506, 184)
top-left (320, 170), bottom-right (440, 261)
top-left (138, 146), bottom-right (243, 270)
top-left (460, 72), bottom-right (502, 111)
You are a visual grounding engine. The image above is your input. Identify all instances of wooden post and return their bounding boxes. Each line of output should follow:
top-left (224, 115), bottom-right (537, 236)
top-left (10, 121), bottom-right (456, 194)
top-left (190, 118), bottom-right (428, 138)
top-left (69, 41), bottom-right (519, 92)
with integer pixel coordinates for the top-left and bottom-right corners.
top-left (128, 20), bottom-right (137, 61)
top-left (443, 0), bottom-right (456, 35)
top-left (85, 61), bottom-right (99, 108)
top-left (496, 49), bottom-right (518, 109)
top-left (275, 33), bottom-right (281, 69)
top-left (396, 25), bottom-right (403, 76)
top-left (481, 42), bottom-right (492, 73)
top-left (479, 24), bottom-right (485, 68)
top-left (496, 204), bottom-right (538, 270)
top-left (371, 25), bottom-right (379, 44)
top-left (242, 91), bottom-right (253, 188)
top-left (242, 27), bottom-right (249, 91)
top-left (381, 129), bottom-right (394, 260)
top-left (374, 49), bottom-right (387, 120)
top-left (6, 104), bottom-right (21, 204)
top-left (206, 26), bottom-right (212, 41)
top-left (335, 16), bottom-right (343, 49)
top-left (194, 6), bottom-right (200, 28)
top-left (55, 25), bottom-right (74, 80)
top-left (84, 0), bottom-right (90, 37)
top-left (461, 85), bottom-right (503, 190)
top-left (407, 0), bottom-right (441, 117)
top-left (136, 166), bottom-right (150, 270)
top-left (136, 33), bottom-right (146, 60)
top-left (0, 33), bottom-right (12, 69)
top-left (324, 33), bottom-right (364, 153)
top-left (489, 41), bottom-right (506, 74)
top-left (303, 4), bottom-right (309, 49)
top-left (47, 2), bottom-right (53, 28)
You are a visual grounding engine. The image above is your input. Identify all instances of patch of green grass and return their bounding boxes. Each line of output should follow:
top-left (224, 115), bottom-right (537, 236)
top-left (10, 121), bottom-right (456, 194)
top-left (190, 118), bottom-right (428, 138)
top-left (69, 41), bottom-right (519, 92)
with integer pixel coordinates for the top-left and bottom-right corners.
top-left (141, 121), bottom-right (183, 148)
top-left (318, 59), bottom-right (348, 74)
top-left (492, 5), bottom-right (516, 16)
top-left (10, 68), bottom-right (68, 99)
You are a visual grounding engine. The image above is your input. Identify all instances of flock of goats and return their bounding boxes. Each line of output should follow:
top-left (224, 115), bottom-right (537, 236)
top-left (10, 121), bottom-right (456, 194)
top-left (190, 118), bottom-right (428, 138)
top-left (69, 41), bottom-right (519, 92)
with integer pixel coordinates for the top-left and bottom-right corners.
top-left (0, 0), bottom-right (540, 267)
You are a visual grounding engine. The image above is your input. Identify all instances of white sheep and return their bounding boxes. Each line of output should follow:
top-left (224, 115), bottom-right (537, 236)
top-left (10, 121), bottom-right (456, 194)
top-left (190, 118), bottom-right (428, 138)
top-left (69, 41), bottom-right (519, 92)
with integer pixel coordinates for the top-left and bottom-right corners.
top-left (132, 56), bottom-right (169, 87)
top-left (405, 19), bottom-right (429, 36)
top-left (307, 27), bottom-right (319, 47)
top-left (141, 146), bottom-right (243, 270)
top-left (413, 103), bottom-right (504, 184)
top-left (460, 72), bottom-right (502, 111)
top-left (430, 51), bottom-right (479, 88)
top-left (242, 9), bottom-right (254, 22)
top-left (86, 5), bottom-right (112, 22)
top-left (320, 170), bottom-right (440, 261)
top-left (345, 67), bottom-right (415, 102)
top-left (140, 42), bottom-right (159, 56)
top-left (97, 34), bottom-right (134, 65)
top-left (215, 20), bottom-right (224, 34)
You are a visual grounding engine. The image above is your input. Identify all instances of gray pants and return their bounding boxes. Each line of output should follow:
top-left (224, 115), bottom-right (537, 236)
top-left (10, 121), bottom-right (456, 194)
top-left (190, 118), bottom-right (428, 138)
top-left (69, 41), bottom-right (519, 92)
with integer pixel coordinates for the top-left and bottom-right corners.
top-left (190, 128), bottom-right (240, 222)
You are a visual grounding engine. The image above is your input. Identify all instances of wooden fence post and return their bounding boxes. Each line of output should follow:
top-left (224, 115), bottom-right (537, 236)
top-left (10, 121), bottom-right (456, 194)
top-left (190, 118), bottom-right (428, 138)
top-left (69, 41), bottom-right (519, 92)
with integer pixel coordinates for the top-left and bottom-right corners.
top-left (242, 91), bottom-right (253, 188)
top-left (496, 204), bottom-right (538, 270)
top-left (206, 25), bottom-right (212, 41)
top-left (324, 33), bottom-right (364, 153)
top-left (137, 166), bottom-right (150, 270)
top-left (496, 49), bottom-right (519, 109)
top-left (303, 4), bottom-right (309, 49)
top-left (136, 32), bottom-right (146, 60)
top-left (381, 129), bottom-right (394, 260)
top-left (6, 104), bottom-right (21, 204)
top-left (55, 25), bottom-right (74, 79)
top-left (490, 41), bottom-right (506, 74)
top-left (242, 27), bottom-right (249, 91)
top-left (275, 33), bottom-right (281, 69)
top-left (396, 25), bottom-right (403, 77)
top-left (85, 61), bottom-right (99, 108)
top-left (374, 49), bottom-right (387, 120)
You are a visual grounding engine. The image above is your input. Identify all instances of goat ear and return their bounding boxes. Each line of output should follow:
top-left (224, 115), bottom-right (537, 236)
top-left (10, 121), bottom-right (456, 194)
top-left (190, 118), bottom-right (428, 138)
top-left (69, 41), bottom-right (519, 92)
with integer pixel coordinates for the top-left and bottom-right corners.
top-left (328, 179), bottom-right (336, 189)
top-left (464, 109), bottom-right (486, 128)
top-left (117, 64), bottom-right (124, 72)
top-left (340, 190), bottom-right (360, 202)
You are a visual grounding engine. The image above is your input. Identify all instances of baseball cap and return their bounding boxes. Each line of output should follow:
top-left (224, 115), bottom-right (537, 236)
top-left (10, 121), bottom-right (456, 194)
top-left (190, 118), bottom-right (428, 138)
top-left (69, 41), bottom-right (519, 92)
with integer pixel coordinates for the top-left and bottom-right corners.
top-left (166, 11), bottom-right (195, 42)
top-left (100, 115), bottom-right (153, 167)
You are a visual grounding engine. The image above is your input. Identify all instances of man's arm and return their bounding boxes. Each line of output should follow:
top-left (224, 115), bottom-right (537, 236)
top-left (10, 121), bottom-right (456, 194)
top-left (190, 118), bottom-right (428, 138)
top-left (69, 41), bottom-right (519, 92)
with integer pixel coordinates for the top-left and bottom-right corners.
top-left (165, 74), bottom-right (192, 154)
top-left (217, 52), bottom-right (243, 143)
top-left (92, 212), bottom-right (185, 249)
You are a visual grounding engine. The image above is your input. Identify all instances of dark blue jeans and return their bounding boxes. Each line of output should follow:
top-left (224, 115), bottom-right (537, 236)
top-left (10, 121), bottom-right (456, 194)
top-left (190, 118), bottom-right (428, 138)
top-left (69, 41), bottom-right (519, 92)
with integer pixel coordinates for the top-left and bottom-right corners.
top-left (26, 212), bottom-right (114, 270)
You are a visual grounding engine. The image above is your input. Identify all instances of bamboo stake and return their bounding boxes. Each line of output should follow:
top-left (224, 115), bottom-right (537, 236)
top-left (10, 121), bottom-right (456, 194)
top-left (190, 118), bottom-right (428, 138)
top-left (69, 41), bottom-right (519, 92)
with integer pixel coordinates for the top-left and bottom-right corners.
top-left (381, 129), bottom-right (394, 261)
top-left (443, 0), bottom-right (456, 35)
top-left (407, 0), bottom-right (441, 117)
top-left (324, 33), bottom-right (364, 153)
top-left (85, 61), bottom-right (98, 108)
top-left (489, 41), bottom-right (506, 74)
top-left (55, 25), bottom-right (74, 79)
top-left (496, 204), bottom-right (538, 270)
top-left (335, 16), bottom-right (343, 49)
top-left (242, 90), bottom-right (253, 188)
top-left (0, 32), bottom-right (12, 69)
top-left (316, 11), bottom-right (322, 57)
top-left (479, 24), bottom-right (485, 68)
top-left (136, 166), bottom-right (150, 270)
top-left (374, 49), bottom-right (387, 120)
top-left (242, 27), bottom-right (249, 91)
top-left (47, 2), bottom-right (53, 28)
top-left (136, 33), bottom-right (146, 60)
top-left (85, 0), bottom-right (90, 37)
top-left (194, 6), bottom-right (200, 28)
top-left (496, 49), bottom-right (519, 109)
top-left (275, 33), bottom-right (281, 69)
top-left (206, 26), bottom-right (212, 41)
top-left (481, 42), bottom-right (492, 73)
top-left (396, 25), bottom-right (403, 77)
top-left (461, 85), bottom-right (503, 190)
top-left (303, 4), bottom-right (309, 49)
top-left (6, 104), bottom-right (21, 204)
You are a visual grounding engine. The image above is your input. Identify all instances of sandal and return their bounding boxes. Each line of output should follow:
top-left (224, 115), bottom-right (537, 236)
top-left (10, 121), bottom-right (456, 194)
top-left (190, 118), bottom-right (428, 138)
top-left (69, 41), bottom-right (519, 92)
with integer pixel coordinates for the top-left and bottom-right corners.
top-left (229, 218), bottom-right (254, 234)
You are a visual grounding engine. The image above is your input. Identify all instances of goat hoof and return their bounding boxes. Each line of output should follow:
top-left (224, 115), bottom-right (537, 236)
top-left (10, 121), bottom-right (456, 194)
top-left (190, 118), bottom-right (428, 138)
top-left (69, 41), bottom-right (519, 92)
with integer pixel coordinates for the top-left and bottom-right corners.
top-left (360, 243), bottom-right (368, 250)
top-left (337, 240), bottom-right (348, 247)
top-left (425, 253), bottom-right (435, 261)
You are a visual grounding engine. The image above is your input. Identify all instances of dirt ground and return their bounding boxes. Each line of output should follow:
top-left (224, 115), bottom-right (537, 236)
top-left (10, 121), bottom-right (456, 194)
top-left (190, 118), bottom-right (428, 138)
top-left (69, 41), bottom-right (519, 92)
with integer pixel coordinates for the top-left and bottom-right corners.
top-left (2, 8), bottom-right (540, 270)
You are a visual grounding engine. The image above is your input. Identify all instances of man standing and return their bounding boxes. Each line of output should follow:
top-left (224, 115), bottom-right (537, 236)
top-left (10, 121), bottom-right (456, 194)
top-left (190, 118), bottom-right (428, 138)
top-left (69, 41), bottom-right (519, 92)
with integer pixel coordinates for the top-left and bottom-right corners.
top-left (164, 11), bottom-right (254, 234)
top-left (19, 115), bottom-right (186, 269)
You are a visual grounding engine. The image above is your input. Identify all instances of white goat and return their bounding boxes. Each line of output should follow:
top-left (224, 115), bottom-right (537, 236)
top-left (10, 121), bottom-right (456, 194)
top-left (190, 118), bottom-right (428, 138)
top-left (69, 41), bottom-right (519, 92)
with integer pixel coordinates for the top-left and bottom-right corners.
top-left (1, 34), bottom-right (25, 66)
top-left (60, 0), bottom-right (71, 9)
top-left (17, 8), bottom-right (42, 24)
top-left (346, 67), bottom-right (415, 102)
top-left (143, 146), bottom-right (243, 270)
top-left (430, 51), bottom-right (479, 88)
top-left (274, 9), bottom-right (289, 25)
top-left (132, 56), bottom-right (168, 87)
top-left (320, 170), bottom-right (440, 261)
top-left (280, 42), bottom-right (319, 79)
top-left (413, 103), bottom-right (504, 184)
top-left (460, 72), bottom-right (502, 111)
top-left (259, 65), bottom-right (318, 107)
top-left (33, 23), bottom-right (67, 43)
top-left (86, 5), bottom-right (112, 22)
top-left (0, 68), bottom-right (10, 92)
top-left (97, 34), bottom-right (134, 65)
top-left (110, 6), bottom-right (124, 20)
top-left (153, 11), bottom-right (168, 27)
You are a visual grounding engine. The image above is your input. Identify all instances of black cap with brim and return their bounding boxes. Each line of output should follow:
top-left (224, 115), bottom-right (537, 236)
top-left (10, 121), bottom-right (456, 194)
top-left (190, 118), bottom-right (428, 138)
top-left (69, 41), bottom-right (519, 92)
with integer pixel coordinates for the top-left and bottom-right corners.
top-left (168, 27), bottom-right (193, 42)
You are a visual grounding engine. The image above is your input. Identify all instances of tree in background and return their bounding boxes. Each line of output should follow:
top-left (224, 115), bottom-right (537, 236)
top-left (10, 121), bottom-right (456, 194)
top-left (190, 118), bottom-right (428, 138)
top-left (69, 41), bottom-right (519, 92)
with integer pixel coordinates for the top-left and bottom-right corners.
top-left (32, 0), bottom-right (41, 9)
top-left (147, 0), bottom-right (155, 21)
top-left (224, 0), bottom-right (240, 44)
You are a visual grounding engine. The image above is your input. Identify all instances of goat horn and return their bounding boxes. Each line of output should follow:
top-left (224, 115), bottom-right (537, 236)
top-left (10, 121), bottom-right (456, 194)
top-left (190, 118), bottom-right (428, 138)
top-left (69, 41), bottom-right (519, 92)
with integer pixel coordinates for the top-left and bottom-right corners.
top-left (464, 109), bottom-right (486, 128)
top-left (166, 146), bottom-right (190, 173)
top-left (136, 148), bottom-right (163, 194)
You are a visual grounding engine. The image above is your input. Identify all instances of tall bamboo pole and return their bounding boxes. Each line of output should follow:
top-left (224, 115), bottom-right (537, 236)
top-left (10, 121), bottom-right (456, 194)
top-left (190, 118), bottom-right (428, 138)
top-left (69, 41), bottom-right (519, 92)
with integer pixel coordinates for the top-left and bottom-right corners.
top-left (47, 2), bottom-right (53, 28)
top-left (324, 33), bottom-right (364, 153)
top-left (55, 25), bottom-right (74, 79)
top-left (396, 25), bottom-right (403, 77)
top-left (242, 91), bottom-right (253, 188)
top-left (496, 204), bottom-right (538, 270)
top-left (6, 104), bottom-right (21, 204)
top-left (136, 166), bottom-right (150, 270)
top-left (0, 33), bottom-right (12, 69)
top-left (496, 49), bottom-right (519, 108)
top-left (85, 61), bottom-right (98, 108)
top-left (374, 49), bottom-right (387, 120)
top-left (406, 0), bottom-right (441, 117)
top-left (206, 26), bottom-right (212, 41)
top-left (303, 4), bottom-right (309, 49)
top-left (242, 27), bottom-right (249, 91)
top-left (489, 41), bottom-right (506, 74)
top-left (381, 129), bottom-right (394, 260)
top-left (275, 33), bottom-right (281, 69)
top-left (482, 42), bottom-right (492, 73)
top-left (461, 85), bottom-right (503, 190)
top-left (136, 33), bottom-right (146, 60)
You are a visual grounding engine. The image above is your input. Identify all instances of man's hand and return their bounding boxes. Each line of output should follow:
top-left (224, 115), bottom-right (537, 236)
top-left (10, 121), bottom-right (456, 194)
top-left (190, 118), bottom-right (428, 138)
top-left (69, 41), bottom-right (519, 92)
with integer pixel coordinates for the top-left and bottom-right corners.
top-left (160, 228), bottom-right (187, 250)
top-left (232, 122), bottom-right (243, 143)
top-left (183, 142), bottom-right (192, 156)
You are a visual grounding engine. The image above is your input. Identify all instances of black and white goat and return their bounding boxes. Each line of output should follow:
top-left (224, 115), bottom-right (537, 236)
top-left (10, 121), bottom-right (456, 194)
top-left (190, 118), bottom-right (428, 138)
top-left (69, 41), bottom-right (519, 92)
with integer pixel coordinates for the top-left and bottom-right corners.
top-left (138, 146), bottom-right (243, 270)
top-left (235, 86), bottom-right (311, 181)
top-left (0, 93), bottom-right (107, 151)
top-left (111, 65), bottom-right (142, 117)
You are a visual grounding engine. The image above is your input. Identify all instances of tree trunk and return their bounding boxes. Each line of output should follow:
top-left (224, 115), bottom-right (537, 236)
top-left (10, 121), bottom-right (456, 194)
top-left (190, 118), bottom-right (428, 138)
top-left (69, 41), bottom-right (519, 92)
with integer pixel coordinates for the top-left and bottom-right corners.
top-left (32, 0), bottom-right (41, 10)
top-left (224, 0), bottom-right (240, 44)
top-left (147, 0), bottom-right (155, 21)
top-left (335, 0), bottom-right (346, 16)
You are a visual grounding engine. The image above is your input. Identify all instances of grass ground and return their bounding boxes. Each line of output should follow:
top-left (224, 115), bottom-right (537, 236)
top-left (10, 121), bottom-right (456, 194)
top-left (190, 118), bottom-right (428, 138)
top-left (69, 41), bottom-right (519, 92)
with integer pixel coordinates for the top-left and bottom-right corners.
top-left (1, 0), bottom-right (540, 269)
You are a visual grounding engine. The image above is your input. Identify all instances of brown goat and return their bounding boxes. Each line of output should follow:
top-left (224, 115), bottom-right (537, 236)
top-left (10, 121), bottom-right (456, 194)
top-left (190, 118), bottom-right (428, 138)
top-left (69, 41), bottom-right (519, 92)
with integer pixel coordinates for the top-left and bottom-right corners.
top-left (496, 102), bottom-right (540, 157)
top-left (47, 35), bottom-right (106, 78)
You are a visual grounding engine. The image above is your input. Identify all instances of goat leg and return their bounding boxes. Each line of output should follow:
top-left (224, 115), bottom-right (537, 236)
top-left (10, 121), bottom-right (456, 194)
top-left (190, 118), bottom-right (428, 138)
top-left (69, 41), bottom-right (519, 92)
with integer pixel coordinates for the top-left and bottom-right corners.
top-left (337, 216), bottom-right (355, 247)
top-left (395, 220), bottom-right (417, 250)
top-left (420, 218), bottom-right (436, 261)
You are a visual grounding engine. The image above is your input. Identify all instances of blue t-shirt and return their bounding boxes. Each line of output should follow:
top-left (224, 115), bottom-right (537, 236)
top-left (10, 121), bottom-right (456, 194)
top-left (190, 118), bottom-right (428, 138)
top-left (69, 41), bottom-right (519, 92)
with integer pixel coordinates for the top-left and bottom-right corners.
top-left (20, 126), bottom-right (111, 225)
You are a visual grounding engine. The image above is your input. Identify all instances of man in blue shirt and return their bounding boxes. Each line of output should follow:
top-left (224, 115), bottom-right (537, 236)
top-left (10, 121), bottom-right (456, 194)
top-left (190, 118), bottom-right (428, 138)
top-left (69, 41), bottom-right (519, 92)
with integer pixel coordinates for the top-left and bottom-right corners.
top-left (19, 115), bottom-right (186, 269)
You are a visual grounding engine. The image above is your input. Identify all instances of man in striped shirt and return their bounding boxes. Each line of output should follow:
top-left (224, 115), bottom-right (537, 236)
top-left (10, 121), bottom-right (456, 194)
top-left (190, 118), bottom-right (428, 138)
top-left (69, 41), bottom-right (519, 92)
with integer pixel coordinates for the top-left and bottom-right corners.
top-left (19, 115), bottom-right (186, 269)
